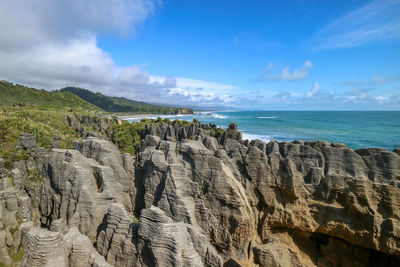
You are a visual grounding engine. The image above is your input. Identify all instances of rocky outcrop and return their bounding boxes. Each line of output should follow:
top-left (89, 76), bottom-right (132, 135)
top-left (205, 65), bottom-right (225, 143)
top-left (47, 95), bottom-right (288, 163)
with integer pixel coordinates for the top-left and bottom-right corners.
top-left (63, 227), bottom-right (111, 267)
top-left (16, 133), bottom-right (36, 150)
top-left (21, 226), bottom-right (110, 267)
top-left (22, 227), bottom-right (67, 266)
top-left (1, 133), bottom-right (134, 266)
top-left (28, 138), bottom-right (133, 238)
top-left (132, 123), bottom-right (400, 266)
top-left (176, 108), bottom-right (194, 115)
top-left (96, 203), bottom-right (203, 267)
top-left (1, 122), bottom-right (400, 266)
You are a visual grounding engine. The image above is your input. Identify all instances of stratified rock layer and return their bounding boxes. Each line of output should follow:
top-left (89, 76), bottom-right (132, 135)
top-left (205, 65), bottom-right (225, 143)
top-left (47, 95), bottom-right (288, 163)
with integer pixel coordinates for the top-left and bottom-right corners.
top-left (131, 124), bottom-right (400, 266)
top-left (2, 121), bottom-right (400, 267)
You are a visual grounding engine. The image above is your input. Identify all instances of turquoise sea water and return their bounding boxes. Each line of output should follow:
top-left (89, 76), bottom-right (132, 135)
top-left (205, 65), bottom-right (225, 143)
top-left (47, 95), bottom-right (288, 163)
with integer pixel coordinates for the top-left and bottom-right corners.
top-left (127, 111), bottom-right (400, 151)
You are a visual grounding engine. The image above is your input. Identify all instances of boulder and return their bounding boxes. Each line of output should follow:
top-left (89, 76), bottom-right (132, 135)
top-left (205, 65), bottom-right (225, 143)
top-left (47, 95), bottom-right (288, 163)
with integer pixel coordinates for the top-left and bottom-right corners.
top-left (16, 133), bottom-right (36, 150)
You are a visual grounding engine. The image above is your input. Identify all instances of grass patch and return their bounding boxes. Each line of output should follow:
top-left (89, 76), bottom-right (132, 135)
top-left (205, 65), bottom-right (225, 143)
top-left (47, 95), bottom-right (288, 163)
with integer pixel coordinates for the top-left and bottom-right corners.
top-left (209, 127), bottom-right (225, 138)
top-left (7, 246), bottom-right (24, 264)
top-left (27, 168), bottom-right (43, 183)
top-left (0, 105), bottom-right (103, 165)
top-left (109, 120), bottom-right (147, 154)
top-left (8, 177), bottom-right (14, 187)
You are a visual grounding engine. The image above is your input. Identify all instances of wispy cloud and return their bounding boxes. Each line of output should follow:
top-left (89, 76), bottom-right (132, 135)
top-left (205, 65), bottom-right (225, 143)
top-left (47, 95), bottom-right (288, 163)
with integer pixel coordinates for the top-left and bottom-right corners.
top-left (257, 60), bottom-right (313, 82)
top-left (342, 73), bottom-right (400, 87)
top-left (256, 81), bottom-right (400, 109)
top-left (310, 0), bottom-right (400, 51)
top-left (305, 82), bottom-right (320, 98)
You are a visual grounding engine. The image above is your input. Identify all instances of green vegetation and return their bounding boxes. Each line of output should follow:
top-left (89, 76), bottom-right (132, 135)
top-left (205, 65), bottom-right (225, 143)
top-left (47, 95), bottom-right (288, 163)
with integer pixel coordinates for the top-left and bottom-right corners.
top-left (109, 117), bottom-right (195, 154)
top-left (109, 120), bottom-right (146, 154)
top-left (7, 246), bottom-right (24, 264)
top-left (228, 122), bottom-right (238, 129)
top-left (172, 119), bottom-right (191, 126)
top-left (0, 105), bottom-right (97, 168)
top-left (61, 87), bottom-right (193, 114)
top-left (8, 177), bottom-right (14, 187)
top-left (0, 245), bottom-right (25, 266)
top-left (2, 150), bottom-right (29, 169)
top-left (0, 80), bottom-right (192, 116)
top-left (210, 127), bottom-right (224, 137)
top-left (27, 168), bottom-right (43, 183)
top-left (9, 226), bottom-right (19, 235)
top-left (0, 81), bottom-right (101, 111)
top-left (0, 84), bottom-right (225, 169)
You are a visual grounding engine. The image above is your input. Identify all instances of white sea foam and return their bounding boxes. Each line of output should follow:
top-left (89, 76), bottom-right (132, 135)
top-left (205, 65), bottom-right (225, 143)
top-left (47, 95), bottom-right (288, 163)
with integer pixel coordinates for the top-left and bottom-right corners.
top-left (242, 133), bottom-right (272, 143)
top-left (126, 114), bottom-right (193, 122)
top-left (256, 116), bottom-right (277, 119)
top-left (212, 114), bottom-right (227, 119)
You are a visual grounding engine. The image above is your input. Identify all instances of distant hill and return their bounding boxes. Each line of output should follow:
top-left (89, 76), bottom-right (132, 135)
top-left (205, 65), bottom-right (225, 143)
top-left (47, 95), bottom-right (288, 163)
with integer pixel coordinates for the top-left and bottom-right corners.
top-left (0, 81), bottom-right (102, 111)
top-left (60, 87), bottom-right (193, 114)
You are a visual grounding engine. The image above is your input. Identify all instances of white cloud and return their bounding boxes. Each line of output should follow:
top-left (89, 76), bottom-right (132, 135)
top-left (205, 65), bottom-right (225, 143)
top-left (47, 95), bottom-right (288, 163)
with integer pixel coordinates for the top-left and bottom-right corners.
top-left (258, 60), bottom-right (313, 81)
top-left (310, 0), bottom-right (400, 51)
top-left (342, 73), bottom-right (400, 87)
top-left (370, 74), bottom-right (400, 85)
top-left (0, 0), bottom-right (156, 50)
top-left (305, 82), bottom-right (320, 98)
top-left (151, 77), bottom-right (238, 91)
top-left (374, 96), bottom-right (390, 104)
top-left (0, 0), bottom-right (239, 106)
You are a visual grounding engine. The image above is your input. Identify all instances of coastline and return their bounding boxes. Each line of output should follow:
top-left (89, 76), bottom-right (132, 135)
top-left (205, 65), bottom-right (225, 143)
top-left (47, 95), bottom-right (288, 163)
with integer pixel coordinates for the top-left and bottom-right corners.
top-left (119, 114), bottom-right (167, 119)
top-left (118, 110), bottom-right (215, 120)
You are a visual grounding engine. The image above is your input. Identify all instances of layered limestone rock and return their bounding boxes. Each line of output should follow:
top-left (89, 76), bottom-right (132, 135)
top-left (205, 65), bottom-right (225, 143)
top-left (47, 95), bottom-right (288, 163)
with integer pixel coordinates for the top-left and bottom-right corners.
top-left (136, 137), bottom-right (254, 264)
top-left (1, 123), bottom-right (400, 266)
top-left (0, 154), bottom-right (35, 265)
top-left (2, 133), bottom-right (134, 266)
top-left (97, 203), bottom-right (138, 266)
top-left (72, 137), bottom-right (135, 212)
top-left (63, 227), bottom-right (111, 267)
top-left (96, 203), bottom-right (203, 267)
top-left (22, 227), bottom-right (67, 266)
top-left (23, 137), bottom-right (133, 239)
top-left (22, 226), bottom-right (110, 267)
top-left (131, 123), bottom-right (400, 266)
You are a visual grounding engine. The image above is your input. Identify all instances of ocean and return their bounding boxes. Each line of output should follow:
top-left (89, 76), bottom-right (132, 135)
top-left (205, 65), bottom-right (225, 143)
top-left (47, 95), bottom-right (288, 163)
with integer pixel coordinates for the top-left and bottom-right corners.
top-left (127, 111), bottom-right (400, 151)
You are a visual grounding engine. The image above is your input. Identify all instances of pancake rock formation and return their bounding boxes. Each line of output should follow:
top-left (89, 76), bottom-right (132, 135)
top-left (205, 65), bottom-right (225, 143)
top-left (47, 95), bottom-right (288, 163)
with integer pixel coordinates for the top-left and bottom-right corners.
top-left (0, 120), bottom-right (399, 266)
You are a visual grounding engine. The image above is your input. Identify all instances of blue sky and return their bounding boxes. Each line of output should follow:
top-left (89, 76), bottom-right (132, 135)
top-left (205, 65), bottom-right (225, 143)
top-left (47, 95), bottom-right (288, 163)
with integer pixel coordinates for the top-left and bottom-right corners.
top-left (0, 0), bottom-right (399, 110)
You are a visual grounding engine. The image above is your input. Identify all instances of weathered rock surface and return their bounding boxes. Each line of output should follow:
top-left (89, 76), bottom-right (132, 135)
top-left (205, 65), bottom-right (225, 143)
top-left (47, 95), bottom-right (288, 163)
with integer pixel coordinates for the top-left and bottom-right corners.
top-left (63, 227), bottom-right (111, 267)
top-left (132, 124), bottom-right (400, 266)
top-left (96, 203), bottom-right (203, 267)
top-left (2, 135), bottom-right (134, 266)
top-left (22, 227), bottom-right (67, 266)
top-left (16, 133), bottom-right (36, 150)
top-left (1, 122), bottom-right (400, 266)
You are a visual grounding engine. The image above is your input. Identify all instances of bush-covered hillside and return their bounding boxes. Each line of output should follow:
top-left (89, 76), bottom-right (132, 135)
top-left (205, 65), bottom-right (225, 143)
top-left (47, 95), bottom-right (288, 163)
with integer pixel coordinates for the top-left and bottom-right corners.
top-left (61, 87), bottom-right (193, 114)
top-left (0, 81), bottom-right (102, 111)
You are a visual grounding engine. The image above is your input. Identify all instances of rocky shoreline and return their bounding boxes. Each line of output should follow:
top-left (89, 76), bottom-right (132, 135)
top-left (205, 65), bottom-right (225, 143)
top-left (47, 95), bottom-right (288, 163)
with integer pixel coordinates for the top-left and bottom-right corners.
top-left (0, 116), bottom-right (399, 266)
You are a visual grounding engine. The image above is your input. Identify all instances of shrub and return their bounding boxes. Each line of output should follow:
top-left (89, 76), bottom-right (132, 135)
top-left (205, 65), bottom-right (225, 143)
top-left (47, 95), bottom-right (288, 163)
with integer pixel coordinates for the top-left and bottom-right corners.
top-left (228, 122), bottom-right (238, 130)
top-left (9, 226), bottom-right (19, 235)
